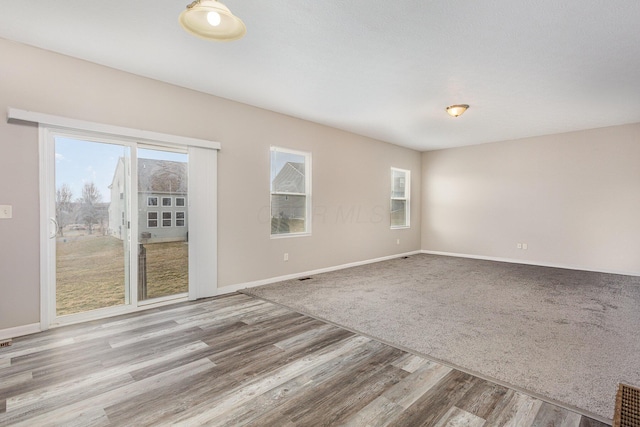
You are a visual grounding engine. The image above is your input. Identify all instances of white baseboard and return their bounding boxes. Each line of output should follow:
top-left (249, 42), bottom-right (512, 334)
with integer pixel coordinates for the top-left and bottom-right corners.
top-left (0, 323), bottom-right (41, 341)
top-left (421, 250), bottom-right (640, 277)
top-left (216, 250), bottom-right (422, 296)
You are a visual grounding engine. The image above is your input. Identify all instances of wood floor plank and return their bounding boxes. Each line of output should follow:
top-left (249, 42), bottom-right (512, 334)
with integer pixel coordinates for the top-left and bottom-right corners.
top-left (7, 358), bottom-right (215, 427)
top-left (173, 299), bottom-right (269, 325)
top-left (103, 363), bottom-right (240, 426)
top-left (455, 377), bottom-right (510, 419)
top-left (97, 326), bottom-right (212, 369)
top-left (342, 361), bottom-right (453, 426)
top-left (169, 335), bottom-right (372, 425)
top-left (386, 369), bottom-right (479, 427)
top-left (273, 323), bottom-right (337, 350)
top-left (433, 406), bottom-right (487, 427)
top-left (0, 373), bottom-right (135, 426)
top-left (200, 311), bottom-right (306, 351)
top-left (238, 305), bottom-right (297, 325)
top-left (292, 362), bottom-right (407, 426)
top-left (483, 389), bottom-right (544, 427)
top-left (532, 401), bottom-right (582, 427)
top-left (0, 372), bottom-right (33, 393)
top-left (203, 316), bottom-right (322, 361)
top-left (2, 338), bottom-right (110, 381)
top-left (580, 416), bottom-right (612, 427)
top-left (226, 328), bottom-right (355, 384)
top-left (283, 343), bottom-right (404, 422)
top-left (7, 340), bottom-right (210, 412)
top-left (391, 353), bottom-right (431, 373)
top-left (0, 293), bottom-right (611, 427)
top-left (0, 338), bottom-right (75, 361)
top-left (235, 340), bottom-right (405, 427)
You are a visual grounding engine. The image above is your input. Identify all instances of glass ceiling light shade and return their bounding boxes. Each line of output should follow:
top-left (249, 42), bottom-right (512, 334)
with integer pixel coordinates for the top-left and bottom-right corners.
top-left (179, 0), bottom-right (246, 42)
top-left (446, 104), bottom-right (469, 117)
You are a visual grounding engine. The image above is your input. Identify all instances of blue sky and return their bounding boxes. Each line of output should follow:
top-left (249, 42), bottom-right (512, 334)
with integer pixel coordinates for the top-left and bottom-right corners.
top-left (55, 137), bottom-right (186, 203)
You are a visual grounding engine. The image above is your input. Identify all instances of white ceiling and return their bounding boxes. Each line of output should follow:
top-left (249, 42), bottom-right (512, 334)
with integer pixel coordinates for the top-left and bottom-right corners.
top-left (1, 1), bottom-right (639, 151)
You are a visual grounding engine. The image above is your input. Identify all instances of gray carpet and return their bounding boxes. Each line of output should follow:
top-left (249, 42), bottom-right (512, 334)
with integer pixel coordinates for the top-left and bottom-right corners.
top-left (242, 253), bottom-right (640, 420)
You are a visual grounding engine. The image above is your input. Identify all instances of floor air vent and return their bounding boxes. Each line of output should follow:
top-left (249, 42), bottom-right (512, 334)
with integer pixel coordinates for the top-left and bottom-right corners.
top-left (614, 383), bottom-right (640, 427)
top-left (0, 339), bottom-right (12, 348)
top-left (298, 277), bottom-right (312, 281)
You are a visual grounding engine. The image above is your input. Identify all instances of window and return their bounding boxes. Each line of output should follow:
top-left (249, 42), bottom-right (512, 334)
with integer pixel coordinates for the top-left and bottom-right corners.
top-left (147, 212), bottom-right (158, 228)
top-left (175, 197), bottom-right (185, 207)
top-left (270, 147), bottom-right (311, 236)
top-left (148, 196), bottom-right (158, 207)
top-left (390, 168), bottom-right (410, 228)
top-left (176, 211), bottom-right (185, 227)
top-left (162, 211), bottom-right (172, 227)
top-left (162, 197), bottom-right (172, 207)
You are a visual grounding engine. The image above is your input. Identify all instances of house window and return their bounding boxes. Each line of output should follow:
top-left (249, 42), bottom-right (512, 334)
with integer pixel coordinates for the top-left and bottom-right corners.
top-left (121, 212), bottom-right (125, 226)
top-left (148, 196), bottom-right (158, 207)
top-left (176, 211), bottom-right (185, 227)
top-left (175, 197), bottom-right (185, 207)
top-left (390, 168), bottom-right (410, 228)
top-left (162, 212), bottom-right (172, 227)
top-left (162, 197), bottom-right (172, 207)
top-left (147, 212), bottom-right (158, 228)
top-left (270, 147), bottom-right (311, 237)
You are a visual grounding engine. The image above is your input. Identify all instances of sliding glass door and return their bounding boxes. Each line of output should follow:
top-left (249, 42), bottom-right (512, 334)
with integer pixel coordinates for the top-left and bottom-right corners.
top-left (34, 114), bottom-right (219, 329)
top-left (137, 147), bottom-right (189, 302)
top-left (45, 132), bottom-right (195, 325)
top-left (53, 136), bottom-right (131, 317)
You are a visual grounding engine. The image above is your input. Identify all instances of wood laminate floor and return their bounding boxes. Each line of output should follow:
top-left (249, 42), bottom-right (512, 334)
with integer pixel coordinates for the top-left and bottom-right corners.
top-left (0, 293), bottom-right (610, 426)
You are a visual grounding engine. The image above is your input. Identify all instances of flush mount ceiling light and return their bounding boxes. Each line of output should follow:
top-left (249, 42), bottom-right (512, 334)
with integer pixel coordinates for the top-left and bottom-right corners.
top-left (179, 0), bottom-right (246, 42)
top-left (446, 104), bottom-right (469, 117)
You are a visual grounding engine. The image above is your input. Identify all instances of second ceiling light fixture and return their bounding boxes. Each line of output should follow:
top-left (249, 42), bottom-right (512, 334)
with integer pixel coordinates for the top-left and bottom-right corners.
top-left (179, 0), bottom-right (246, 41)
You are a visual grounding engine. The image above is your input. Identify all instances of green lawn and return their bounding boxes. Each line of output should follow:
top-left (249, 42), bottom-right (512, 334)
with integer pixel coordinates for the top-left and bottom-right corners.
top-left (56, 235), bottom-right (188, 316)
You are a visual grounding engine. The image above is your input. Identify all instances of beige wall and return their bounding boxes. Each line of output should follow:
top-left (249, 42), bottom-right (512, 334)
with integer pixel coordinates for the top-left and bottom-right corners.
top-left (422, 123), bottom-right (640, 274)
top-left (0, 38), bottom-right (421, 330)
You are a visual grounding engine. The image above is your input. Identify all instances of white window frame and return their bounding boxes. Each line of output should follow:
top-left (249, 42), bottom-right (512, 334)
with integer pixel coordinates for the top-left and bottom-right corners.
top-left (161, 211), bottom-right (172, 227)
top-left (162, 196), bottom-right (172, 207)
top-left (390, 167), bottom-right (410, 229)
top-left (148, 196), bottom-right (158, 207)
top-left (270, 146), bottom-right (312, 238)
top-left (175, 197), bottom-right (185, 207)
top-left (147, 211), bottom-right (159, 228)
top-left (176, 211), bottom-right (186, 227)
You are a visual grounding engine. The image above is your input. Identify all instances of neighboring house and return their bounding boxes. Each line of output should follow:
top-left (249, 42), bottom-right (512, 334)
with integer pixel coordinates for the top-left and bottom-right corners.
top-left (109, 158), bottom-right (188, 243)
top-left (271, 162), bottom-right (306, 232)
top-left (108, 157), bottom-right (128, 239)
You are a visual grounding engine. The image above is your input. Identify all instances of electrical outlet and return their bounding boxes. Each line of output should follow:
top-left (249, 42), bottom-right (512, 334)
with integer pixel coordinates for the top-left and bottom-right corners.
top-left (522, 243), bottom-right (528, 250)
top-left (517, 243), bottom-right (522, 249)
top-left (0, 205), bottom-right (12, 219)
top-left (396, 239), bottom-right (400, 245)
top-left (284, 253), bottom-right (289, 262)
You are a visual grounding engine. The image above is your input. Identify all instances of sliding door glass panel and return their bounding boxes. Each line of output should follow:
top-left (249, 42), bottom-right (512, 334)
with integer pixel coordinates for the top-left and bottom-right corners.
top-left (54, 137), bottom-right (131, 316)
top-left (137, 148), bottom-right (189, 301)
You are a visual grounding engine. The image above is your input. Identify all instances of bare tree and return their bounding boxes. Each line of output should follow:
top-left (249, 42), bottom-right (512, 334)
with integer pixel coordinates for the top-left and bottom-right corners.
top-left (55, 184), bottom-right (73, 237)
top-left (77, 182), bottom-right (102, 235)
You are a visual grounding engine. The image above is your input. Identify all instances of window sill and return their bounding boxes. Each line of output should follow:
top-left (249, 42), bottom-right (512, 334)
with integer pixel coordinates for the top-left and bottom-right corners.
top-left (270, 232), bottom-right (312, 240)
top-left (390, 225), bottom-right (411, 230)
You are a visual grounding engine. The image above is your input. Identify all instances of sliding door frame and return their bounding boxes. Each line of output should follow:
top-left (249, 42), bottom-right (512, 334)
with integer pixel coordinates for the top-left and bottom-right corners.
top-left (40, 127), bottom-right (142, 328)
top-left (8, 108), bottom-right (221, 330)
